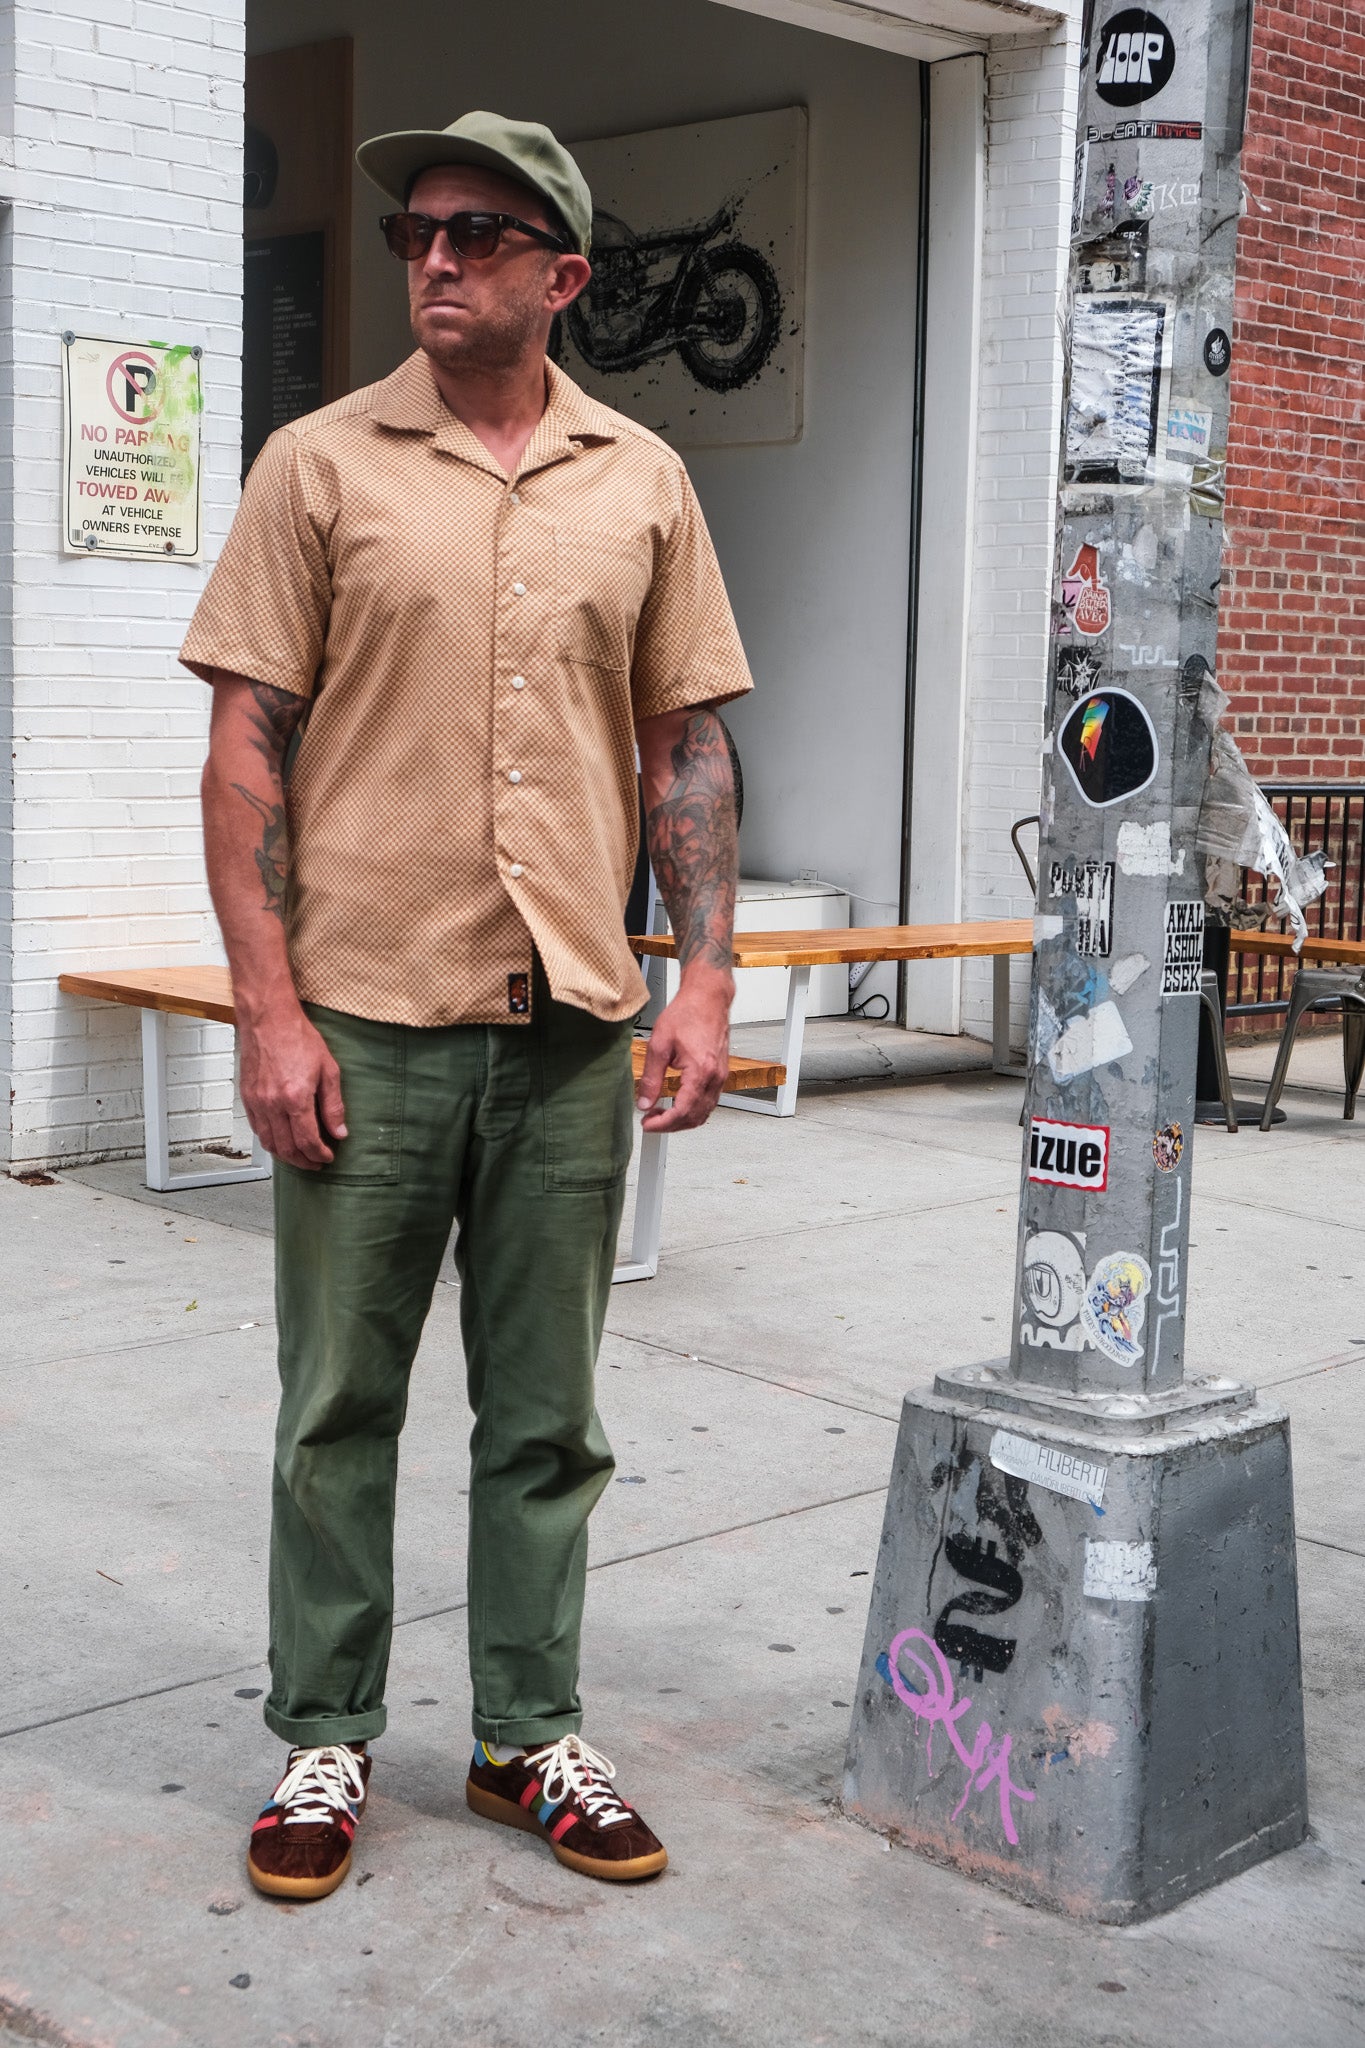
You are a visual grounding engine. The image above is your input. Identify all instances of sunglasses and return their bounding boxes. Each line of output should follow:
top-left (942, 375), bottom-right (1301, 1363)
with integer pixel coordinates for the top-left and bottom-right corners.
top-left (380, 210), bottom-right (570, 262)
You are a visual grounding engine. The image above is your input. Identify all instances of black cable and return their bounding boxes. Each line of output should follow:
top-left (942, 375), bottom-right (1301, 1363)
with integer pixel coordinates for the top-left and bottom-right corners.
top-left (851, 992), bottom-right (891, 1022)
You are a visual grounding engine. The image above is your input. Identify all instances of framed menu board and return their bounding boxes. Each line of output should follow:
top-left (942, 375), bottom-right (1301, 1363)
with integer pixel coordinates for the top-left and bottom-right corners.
top-left (242, 38), bottom-right (352, 475)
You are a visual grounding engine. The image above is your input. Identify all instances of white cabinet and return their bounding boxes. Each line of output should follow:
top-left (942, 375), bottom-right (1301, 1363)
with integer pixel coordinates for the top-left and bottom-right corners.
top-left (643, 877), bottom-right (850, 1024)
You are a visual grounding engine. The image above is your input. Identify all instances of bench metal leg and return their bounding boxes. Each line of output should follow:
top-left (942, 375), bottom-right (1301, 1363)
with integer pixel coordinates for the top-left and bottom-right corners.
top-left (721, 963), bottom-right (810, 1117)
top-left (141, 1007), bottom-right (272, 1193)
top-left (992, 953), bottom-right (1027, 1078)
top-left (612, 1126), bottom-right (669, 1283)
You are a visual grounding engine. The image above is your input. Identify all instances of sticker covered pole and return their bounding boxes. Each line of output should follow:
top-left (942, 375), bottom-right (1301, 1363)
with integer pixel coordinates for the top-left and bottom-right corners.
top-left (844, 0), bottom-right (1309, 1920)
top-left (1011, 27), bottom-right (1223, 1400)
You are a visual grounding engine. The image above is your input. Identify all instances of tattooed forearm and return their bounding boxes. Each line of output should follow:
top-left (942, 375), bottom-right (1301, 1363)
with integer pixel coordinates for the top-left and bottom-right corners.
top-left (225, 684), bottom-right (304, 921)
top-left (231, 784), bottom-right (290, 921)
top-left (645, 709), bottom-right (738, 974)
top-left (244, 679), bottom-right (307, 773)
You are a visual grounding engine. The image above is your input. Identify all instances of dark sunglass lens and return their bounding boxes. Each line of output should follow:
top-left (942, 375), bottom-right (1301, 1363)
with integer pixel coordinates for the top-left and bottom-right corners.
top-left (449, 214), bottom-right (503, 258)
top-left (382, 213), bottom-right (433, 260)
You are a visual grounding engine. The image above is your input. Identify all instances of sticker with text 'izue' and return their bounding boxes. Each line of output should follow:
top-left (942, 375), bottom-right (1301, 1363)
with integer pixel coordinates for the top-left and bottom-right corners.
top-left (1058, 689), bottom-right (1158, 808)
top-left (1028, 1116), bottom-right (1110, 1192)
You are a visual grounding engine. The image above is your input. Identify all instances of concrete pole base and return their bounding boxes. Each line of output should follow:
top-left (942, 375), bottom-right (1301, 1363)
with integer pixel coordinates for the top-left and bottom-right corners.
top-left (842, 1372), bottom-right (1309, 1923)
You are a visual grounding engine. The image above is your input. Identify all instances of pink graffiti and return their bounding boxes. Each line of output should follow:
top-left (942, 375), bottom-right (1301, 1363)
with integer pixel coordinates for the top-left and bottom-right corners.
top-left (886, 1628), bottom-right (1037, 1846)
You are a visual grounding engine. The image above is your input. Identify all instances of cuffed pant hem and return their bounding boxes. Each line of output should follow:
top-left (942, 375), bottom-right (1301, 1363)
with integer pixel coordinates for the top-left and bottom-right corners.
top-left (471, 1711), bottom-right (582, 1747)
top-left (263, 1703), bottom-right (388, 1747)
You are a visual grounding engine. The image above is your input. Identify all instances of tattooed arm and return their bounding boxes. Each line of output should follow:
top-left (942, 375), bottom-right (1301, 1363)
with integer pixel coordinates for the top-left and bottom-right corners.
top-left (201, 672), bottom-right (346, 1168)
top-left (635, 705), bottom-right (738, 1133)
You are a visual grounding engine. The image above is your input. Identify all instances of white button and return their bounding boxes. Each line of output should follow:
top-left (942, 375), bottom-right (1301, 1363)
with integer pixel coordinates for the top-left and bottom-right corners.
top-left (509, 491), bottom-right (521, 505)
top-left (508, 862), bottom-right (524, 877)
top-left (508, 769), bottom-right (522, 784)
top-left (511, 675), bottom-right (526, 690)
top-left (512, 581), bottom-right (526, 596)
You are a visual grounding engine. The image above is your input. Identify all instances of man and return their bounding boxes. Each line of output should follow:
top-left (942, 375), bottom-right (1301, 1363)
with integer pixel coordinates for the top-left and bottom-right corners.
top-left (183, 111), bottom-right (750, 1899)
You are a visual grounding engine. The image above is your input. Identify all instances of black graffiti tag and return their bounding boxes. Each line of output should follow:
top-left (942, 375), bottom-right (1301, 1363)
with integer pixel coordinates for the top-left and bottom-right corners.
top-left (935, 1536), bottom-right (1025, 1678)
top-left (930, 1467), bottom-right (1044, 1683)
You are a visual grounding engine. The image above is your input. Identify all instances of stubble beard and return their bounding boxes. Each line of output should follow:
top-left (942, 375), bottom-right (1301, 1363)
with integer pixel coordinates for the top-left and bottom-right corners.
top-left (412, 285), bottom-right (549, 378)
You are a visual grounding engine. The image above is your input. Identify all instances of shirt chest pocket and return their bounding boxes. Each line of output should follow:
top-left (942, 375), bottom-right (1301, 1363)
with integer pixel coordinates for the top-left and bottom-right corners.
top-left (555, 527), bottom-right (653, 671)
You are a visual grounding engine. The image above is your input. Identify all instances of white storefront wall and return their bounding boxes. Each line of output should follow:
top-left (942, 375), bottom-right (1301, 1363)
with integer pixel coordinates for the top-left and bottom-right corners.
top-left (961, 23), bottom-right (1080, 1040)
top-left (1, 0), bottom-right (246, 1168)
top-left (0, 0), bottom-right (1076, 1169)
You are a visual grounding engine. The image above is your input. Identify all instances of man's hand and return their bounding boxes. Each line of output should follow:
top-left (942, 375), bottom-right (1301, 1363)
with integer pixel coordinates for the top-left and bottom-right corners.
top-left (636, 703), bottom-right (740, 1133)
top-left (637, 963), bottom-right (733, 1133)
top-left (238, 1002), bottom-right (347, 1169)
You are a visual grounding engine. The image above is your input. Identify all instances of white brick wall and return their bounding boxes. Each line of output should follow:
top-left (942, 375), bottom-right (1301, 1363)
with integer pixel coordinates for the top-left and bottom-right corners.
top-left (961, 13), bottom-right (1080, 1040)
top-left (1, 0), bottom-right (245, 1168)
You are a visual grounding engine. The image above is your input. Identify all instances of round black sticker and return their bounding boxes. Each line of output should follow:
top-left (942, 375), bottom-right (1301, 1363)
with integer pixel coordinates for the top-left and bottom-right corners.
top-left (1094, 9), bottom-right (1176, 106)
top-left (1058, 690), bottom-right (1159, 809)
top-left (1203, 327), bottom-right (1231, 376)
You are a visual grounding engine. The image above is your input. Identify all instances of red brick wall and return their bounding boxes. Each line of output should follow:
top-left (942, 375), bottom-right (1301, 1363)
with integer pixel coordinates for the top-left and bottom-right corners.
top-left (1220, 0), bottom-right (1365, 785)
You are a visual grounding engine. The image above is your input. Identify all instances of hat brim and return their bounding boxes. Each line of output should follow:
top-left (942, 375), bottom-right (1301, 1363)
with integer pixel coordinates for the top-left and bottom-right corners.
top-left (356, 130), bottom-right (582, 248)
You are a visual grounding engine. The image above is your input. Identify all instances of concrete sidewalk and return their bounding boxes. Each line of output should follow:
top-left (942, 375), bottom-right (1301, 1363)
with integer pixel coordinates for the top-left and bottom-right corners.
top-left (3, 1040), bottom-right (1364, 2047)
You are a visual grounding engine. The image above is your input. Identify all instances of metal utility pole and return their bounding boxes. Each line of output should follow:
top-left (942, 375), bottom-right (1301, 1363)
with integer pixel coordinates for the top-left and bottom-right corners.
top-left (844, 0), bottom-right (1308, 1920)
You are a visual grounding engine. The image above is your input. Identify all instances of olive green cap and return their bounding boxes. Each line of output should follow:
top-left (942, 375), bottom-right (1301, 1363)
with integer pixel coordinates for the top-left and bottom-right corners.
top-left (356, 110), bottom-right (593, 255)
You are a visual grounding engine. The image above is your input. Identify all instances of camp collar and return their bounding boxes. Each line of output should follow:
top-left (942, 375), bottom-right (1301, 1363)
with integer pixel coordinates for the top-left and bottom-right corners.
top-left (371, 351), bottom-right (619, 481)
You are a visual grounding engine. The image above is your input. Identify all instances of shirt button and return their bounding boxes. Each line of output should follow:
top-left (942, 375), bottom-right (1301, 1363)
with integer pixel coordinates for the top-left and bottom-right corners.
top-left (509, 491), bottom-right (521, 505)
top-left (508, 769), bottom-right (522, 784)
top-left (508, 862), bottom-right (524, 877)
top-left (511, 675), bottom-right (526, 690)
top-left (512, 580), bottom-right (526, 596)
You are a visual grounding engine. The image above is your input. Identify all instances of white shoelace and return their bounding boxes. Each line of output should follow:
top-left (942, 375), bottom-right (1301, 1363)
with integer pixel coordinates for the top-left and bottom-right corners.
top-left (274, 1743), bottom-right (367, 1826)
top-left (524, 1734), bottom-right (633, 1828)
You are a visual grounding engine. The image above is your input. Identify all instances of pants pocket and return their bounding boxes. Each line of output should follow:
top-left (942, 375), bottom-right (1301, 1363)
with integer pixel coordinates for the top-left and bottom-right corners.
top-left (539, 1004), bottom-right (635, 1193)
top-left (300, 1005), bottom-right (405, 1185)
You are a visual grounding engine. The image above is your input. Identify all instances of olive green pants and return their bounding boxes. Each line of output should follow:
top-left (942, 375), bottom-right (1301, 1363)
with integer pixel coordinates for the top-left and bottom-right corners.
top-left (264, 978), bottom-right (635, 1750)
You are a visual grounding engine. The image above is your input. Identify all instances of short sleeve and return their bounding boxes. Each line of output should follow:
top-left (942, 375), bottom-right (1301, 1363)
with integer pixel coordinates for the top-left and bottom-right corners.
top-left (179, 427), bottom-right (332, 698)
top-left (630, 466), bottom-right (754, 721)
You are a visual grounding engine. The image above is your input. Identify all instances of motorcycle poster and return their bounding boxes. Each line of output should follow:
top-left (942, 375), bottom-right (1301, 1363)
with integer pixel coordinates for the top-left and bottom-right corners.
top-left (553, 107), bottom-right (806, 449)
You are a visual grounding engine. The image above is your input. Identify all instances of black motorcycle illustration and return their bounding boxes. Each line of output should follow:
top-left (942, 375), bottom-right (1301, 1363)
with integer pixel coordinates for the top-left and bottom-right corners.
top-left (555, 204), bottom-right (784, 393)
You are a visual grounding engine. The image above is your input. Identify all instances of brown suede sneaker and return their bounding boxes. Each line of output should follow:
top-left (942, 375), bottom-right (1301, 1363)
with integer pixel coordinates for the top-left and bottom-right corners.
top-left (466, 1735), bottom-right (667, 1881)
top-left (247, 1743), bottom-right (372, 1901)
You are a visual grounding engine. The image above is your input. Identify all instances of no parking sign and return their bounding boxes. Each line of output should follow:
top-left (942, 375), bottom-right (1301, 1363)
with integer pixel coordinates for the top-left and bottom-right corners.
top-left (61, 334), bottom-right (203, 560)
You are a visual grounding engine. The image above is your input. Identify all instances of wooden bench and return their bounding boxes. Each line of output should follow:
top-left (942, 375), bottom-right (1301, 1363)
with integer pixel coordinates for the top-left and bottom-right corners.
top-left (635, 919), bottom-right (1035, 1115)
top-left (634, 921), bottom-right (1365, 1124)
top-left (1229, 929), bottom-right (1365, 969)
top-left (57, 964), bottom-right (271, 1193)
top-left (57, 964), bottom-right (783, 1284)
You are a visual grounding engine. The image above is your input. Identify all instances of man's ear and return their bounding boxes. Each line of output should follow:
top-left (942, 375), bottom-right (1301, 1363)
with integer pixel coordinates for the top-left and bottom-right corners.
top-left (547, 254), bottom-right (592, 318)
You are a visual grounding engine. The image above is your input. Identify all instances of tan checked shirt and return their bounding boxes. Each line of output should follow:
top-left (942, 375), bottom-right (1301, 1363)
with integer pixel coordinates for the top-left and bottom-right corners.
top-left (181, 353), bottom-right (752, 1026)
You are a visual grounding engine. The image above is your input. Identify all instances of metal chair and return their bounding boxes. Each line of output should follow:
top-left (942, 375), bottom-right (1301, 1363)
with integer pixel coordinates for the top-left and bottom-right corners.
top-left (1010, 815), bottom-right (1039, 894)
top-left (1342, 992), bottom-right (1365, 1119)
top-left (1010, 818), bottom-right (1039, 1125)
top-left (1198, 971), bottom-right (1238, 1132)
top-left (1258, 966), bottom-right (1365, 1131)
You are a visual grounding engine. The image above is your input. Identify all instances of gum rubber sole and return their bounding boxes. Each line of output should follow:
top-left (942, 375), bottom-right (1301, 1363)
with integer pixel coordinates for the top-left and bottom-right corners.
top-left (465, 1779), bottom-right (668, 1881)
top-left (247, 1845), bottom-right (353, 1900)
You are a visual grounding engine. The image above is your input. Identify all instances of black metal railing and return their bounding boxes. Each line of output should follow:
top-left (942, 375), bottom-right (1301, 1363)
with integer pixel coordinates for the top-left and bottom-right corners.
top-left (1227, 784), bottom-right (1365, 1017)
